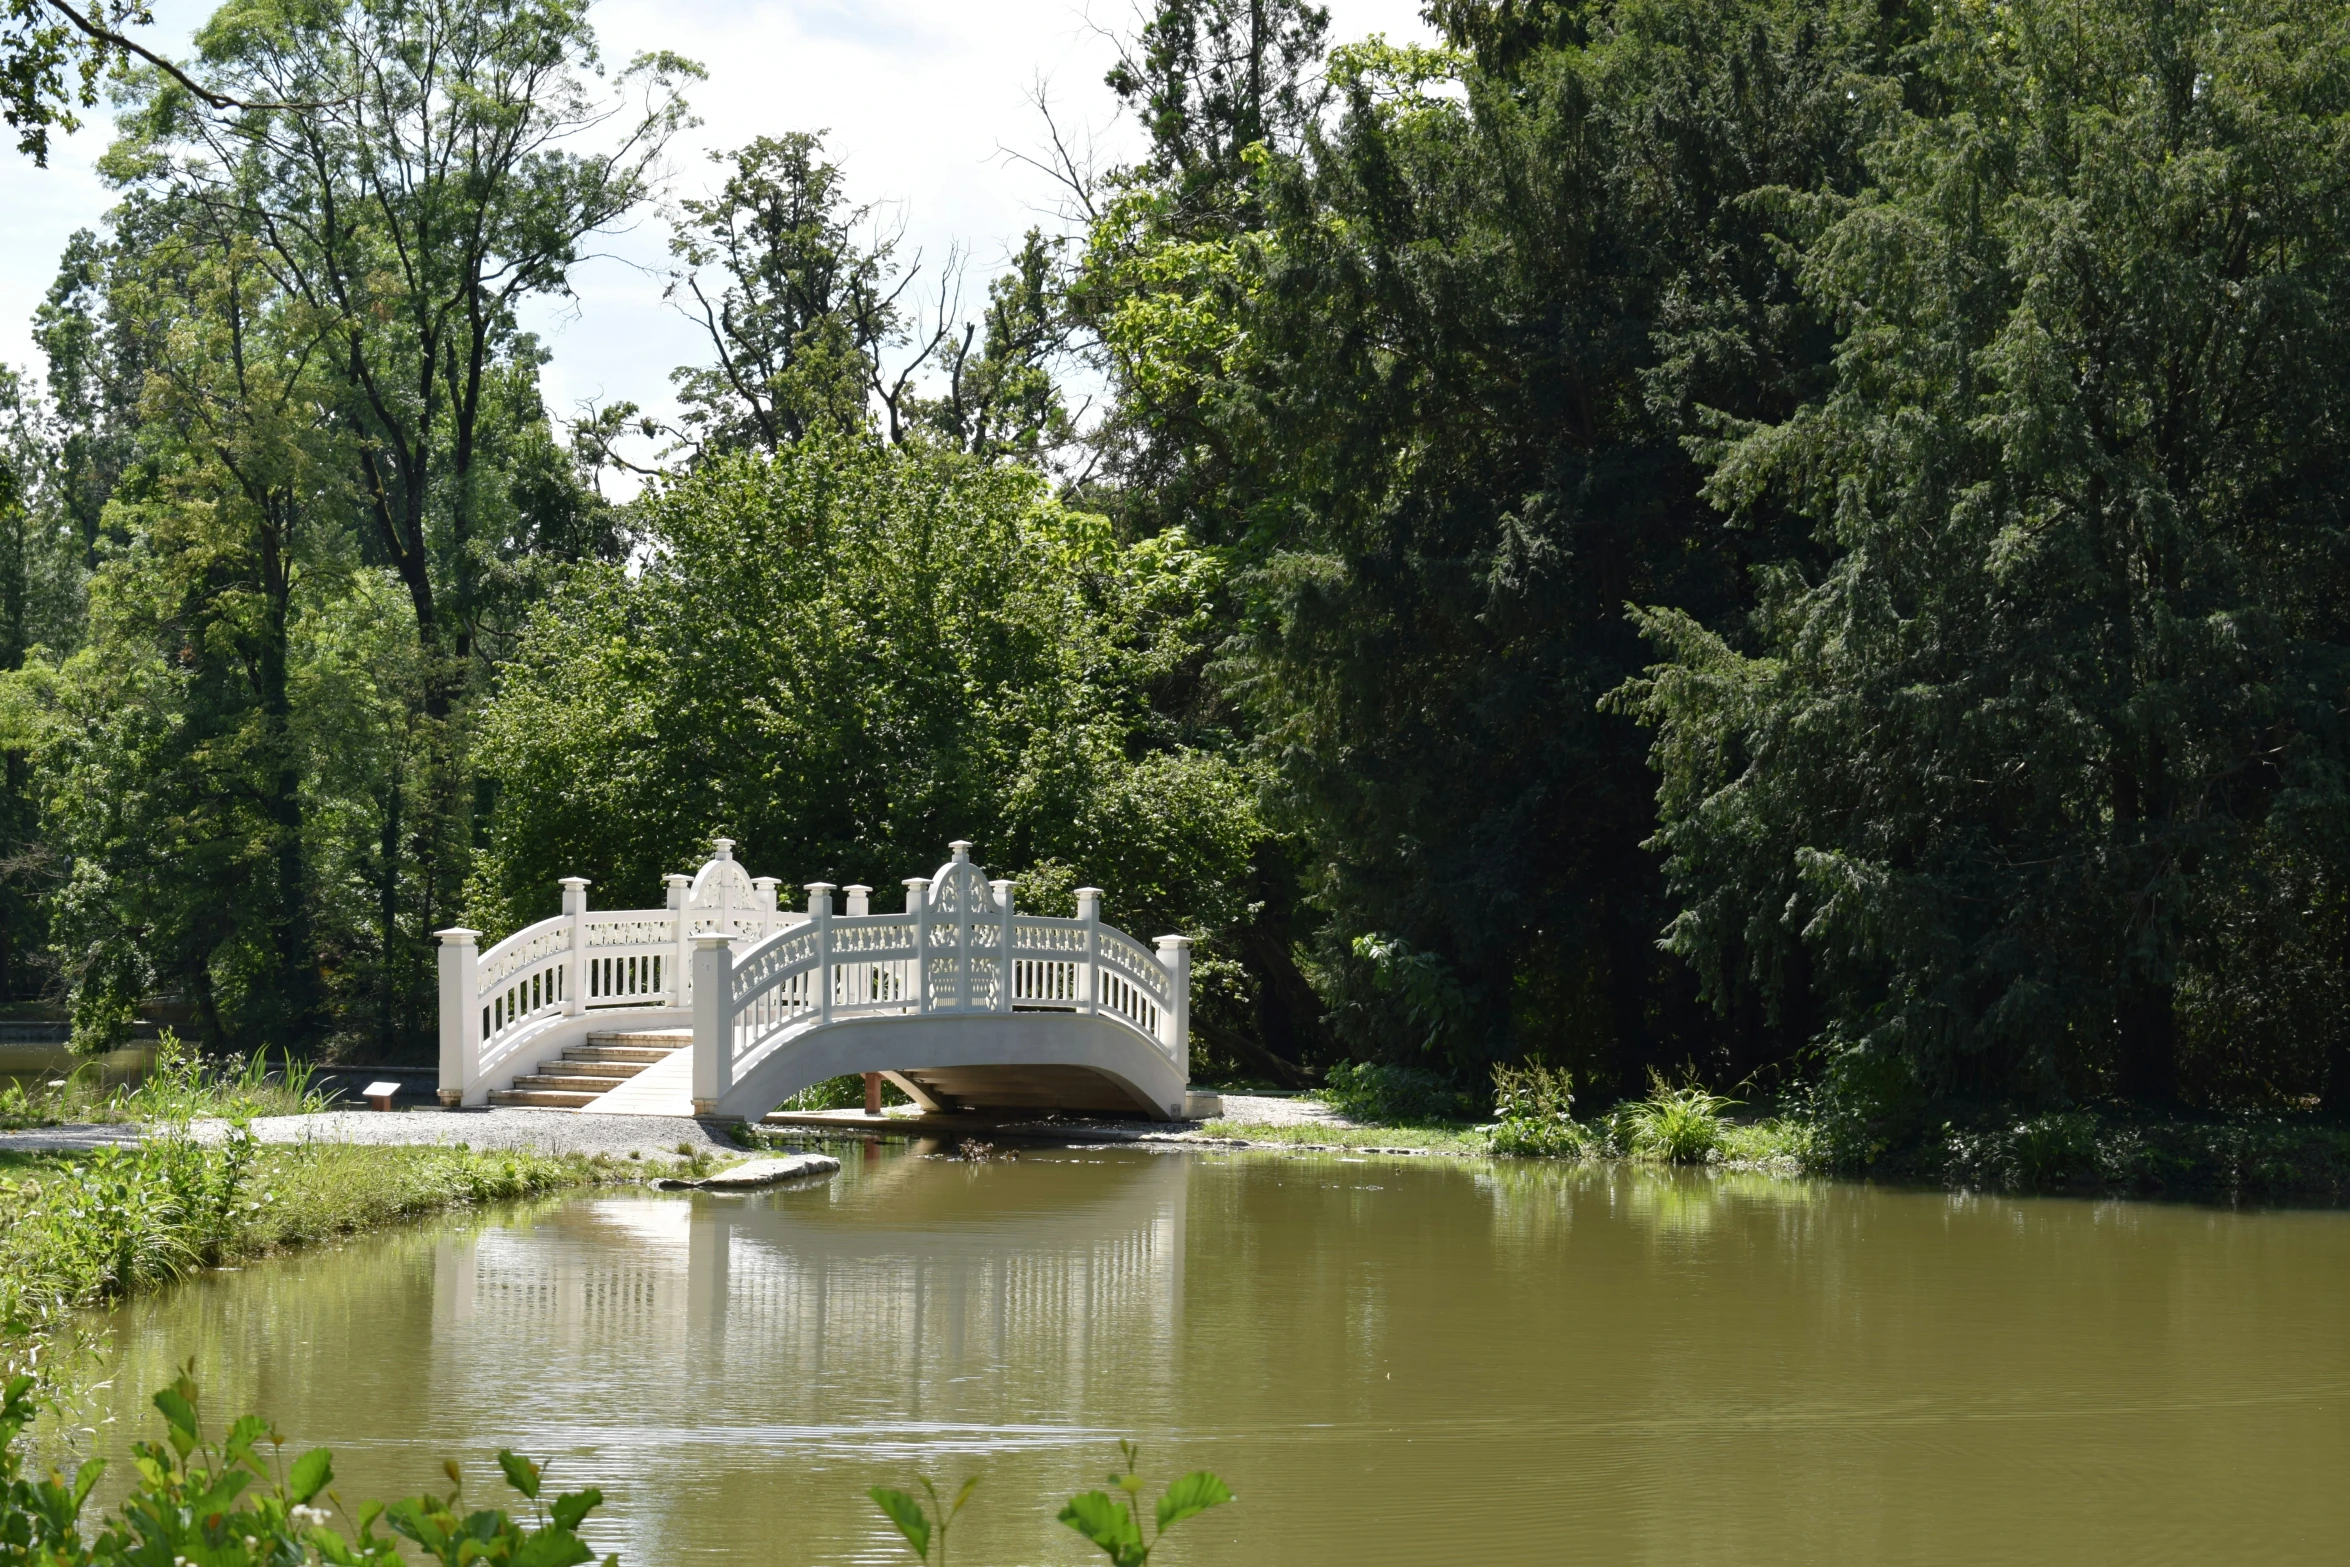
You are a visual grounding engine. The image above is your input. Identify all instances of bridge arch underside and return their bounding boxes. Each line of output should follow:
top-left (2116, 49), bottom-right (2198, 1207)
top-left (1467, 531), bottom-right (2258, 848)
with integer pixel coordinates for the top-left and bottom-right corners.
top-left (717, 1012), bottom-right (1190, 1123)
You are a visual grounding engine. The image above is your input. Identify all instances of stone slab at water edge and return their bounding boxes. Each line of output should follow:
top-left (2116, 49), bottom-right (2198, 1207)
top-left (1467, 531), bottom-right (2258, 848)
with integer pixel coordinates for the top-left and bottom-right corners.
top-left (655, 1153), bottom-right (842, 1189)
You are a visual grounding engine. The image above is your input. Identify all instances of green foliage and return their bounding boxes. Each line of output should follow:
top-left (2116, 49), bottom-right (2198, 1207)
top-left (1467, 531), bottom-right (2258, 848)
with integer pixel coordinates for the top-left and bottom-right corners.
top-left (867, 1446), bottom-right (1230, 1567)
top-left (868, 1475), bottom-right (977, 1566)
top-left (667, 133), bottom-right (904, 453)
top-left (769, 1074), bottom-right (909, 1113)
top-left (1316, 1061), bottom-right (1475, 1124)
top-left (1618, 0), bottom-right (2350, 1109)
top-left (1056, 1441), bottom-right (1232, 1567)
top-left (1611, 1073), bottom-right (1739, 1165)
top-left (0, 1033), bottom-right (330, 1130)
top-left (469, 434), bottom-right (1270, 1050)
top-left (1488, 1063), bottom-right (1589, 1157)
top-left (0, 1371), bottom-right (612, 1567)
top-left (1084, 0), bottom-right (1914, 1090)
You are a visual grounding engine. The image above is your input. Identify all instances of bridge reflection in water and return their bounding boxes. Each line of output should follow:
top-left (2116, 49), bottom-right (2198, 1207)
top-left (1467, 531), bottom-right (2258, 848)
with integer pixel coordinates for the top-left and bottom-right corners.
top-left (423, 1149), bottom-right (1187, 1493)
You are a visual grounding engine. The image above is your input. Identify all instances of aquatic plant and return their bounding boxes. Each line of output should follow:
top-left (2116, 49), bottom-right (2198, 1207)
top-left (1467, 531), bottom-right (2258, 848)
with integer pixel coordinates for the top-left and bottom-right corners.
top-left (871, 1443), bottom-right (1231, 1567)
top-left (1057, 1442), bottom-right (1233, 1565)
top-left (1614, 1073), bottom-right (1739, 1164)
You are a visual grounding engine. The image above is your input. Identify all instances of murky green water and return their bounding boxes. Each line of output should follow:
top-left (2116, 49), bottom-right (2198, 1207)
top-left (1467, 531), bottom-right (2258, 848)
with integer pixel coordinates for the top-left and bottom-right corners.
top-left (76, 1145), bottom-right (2350, 1564)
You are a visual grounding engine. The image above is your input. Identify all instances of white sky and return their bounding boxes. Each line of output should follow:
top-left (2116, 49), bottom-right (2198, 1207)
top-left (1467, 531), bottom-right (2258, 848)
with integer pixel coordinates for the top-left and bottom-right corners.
top-left (0, 0), bottom-right (1436, 468)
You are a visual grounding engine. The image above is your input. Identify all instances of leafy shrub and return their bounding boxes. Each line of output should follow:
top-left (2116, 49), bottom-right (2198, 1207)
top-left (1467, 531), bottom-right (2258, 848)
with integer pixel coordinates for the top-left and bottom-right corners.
top-left (0, 1372), bottom-right (613, 1567)
top-left (1488, 1064), bottom-right (1590, 1157)
top-left (1316, 1061), bottom-right (1476, 1123)
top-left (779, 1074), bottom-right (908, 1112)
top-left (1612, 1072), bottom-right (1738, 1164)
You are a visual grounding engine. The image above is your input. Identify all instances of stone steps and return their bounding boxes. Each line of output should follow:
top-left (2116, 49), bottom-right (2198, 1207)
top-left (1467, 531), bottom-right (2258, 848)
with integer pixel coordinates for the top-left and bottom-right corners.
top-left (488, 1029), bottom-right (688, 1109)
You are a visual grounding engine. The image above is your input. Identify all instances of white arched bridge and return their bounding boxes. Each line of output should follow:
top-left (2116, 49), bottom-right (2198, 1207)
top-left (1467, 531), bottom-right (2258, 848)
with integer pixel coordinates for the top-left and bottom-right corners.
top-left (435, 842), bottom-right (1207, 1121)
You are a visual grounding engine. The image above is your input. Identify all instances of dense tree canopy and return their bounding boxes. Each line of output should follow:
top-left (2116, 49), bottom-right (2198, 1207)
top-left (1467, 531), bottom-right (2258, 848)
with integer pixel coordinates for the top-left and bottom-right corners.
top-left (1620, 0), bottom-right (2350, 1115)
top-left (6, 0), bottom-right (2350, 1140)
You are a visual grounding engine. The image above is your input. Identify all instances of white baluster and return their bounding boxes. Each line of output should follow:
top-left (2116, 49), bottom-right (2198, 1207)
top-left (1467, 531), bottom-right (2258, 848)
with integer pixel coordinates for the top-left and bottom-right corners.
top-left (666, 873), bottom-right (691, 1003)
top-left (1155, 935), bottom-right (1193, 1072)
top-left (560, 878), bottom-right (589, 1015)
top-left (991, 878), bottom-right (1015, 1012)
top-left (436, 927), bottom-right (481, 1106)
top-left (752, 876), bottom-right (780, 942)
top-left (950, 842), bottom-right (974, 1010)
top-left (1075, 888), bottom-right (1101, 1016)
top-left (690, 934), bottom-right (734, 1115)
top-left (905, 877), bottom-right (931, 1014)
top-left (807, 882), bottom-right (836, 1023)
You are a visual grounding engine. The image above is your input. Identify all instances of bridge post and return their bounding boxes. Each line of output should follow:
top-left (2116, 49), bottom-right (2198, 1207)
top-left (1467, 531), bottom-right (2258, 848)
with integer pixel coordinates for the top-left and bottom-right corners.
top-left (665, 873), bottom-right (691, 1004)
top-left (991, 878), bottom-right (1015, 1012)
top-left (690, 933), bottom-right (734, 1115)
top-left (560, 878), bottom-right (589, 1015)
top-left (905, 876), bottom-right (931, 1013)
top-left (806, 883), bottom-right (835, 1024)
top-left (1155, 935), bottom-right (1193, 1075)
top-left (435, 927), bottom-right (481, 1106)
top-left (844, 884), bottom-right (870, 916)
top-left (752, 876), bottom-right (780, 941)
top-left (1076, 888), bottom-right (1102, 1015)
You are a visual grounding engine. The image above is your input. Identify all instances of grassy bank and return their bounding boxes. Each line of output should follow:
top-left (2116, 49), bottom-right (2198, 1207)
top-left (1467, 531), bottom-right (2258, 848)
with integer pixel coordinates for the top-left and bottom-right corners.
top-left (0, 1131), bottom-right (615, 1376)
top-left (1220, 1063), bottom-right (2350, 1202)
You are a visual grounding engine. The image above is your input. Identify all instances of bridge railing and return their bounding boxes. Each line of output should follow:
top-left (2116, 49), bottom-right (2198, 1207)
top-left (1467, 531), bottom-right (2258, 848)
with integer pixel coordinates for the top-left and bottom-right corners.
top-left (436, 839), bottom-right (1190, 1111)
top-left (691, 841), bottom-right (1189, 1115)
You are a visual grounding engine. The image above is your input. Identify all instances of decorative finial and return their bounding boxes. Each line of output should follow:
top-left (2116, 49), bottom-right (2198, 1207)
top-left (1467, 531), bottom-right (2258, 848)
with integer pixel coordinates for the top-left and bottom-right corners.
top-left (711, 837), bottom-right (735, 859)
top-left (948, 840), bottom-right (973, 861)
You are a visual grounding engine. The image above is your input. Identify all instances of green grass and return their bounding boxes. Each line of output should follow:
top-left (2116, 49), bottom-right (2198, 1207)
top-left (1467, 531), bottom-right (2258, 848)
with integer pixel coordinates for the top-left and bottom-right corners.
top-left (1714, 1116), bottom-right (1819, 1169)
top-left (1190, 1119), bottom-right (1489, 1154)
top-left (0, 1036), bottom-right (333, 1129)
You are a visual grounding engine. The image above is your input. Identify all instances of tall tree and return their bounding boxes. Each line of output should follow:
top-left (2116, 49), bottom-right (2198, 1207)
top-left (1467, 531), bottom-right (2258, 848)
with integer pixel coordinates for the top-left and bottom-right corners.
top-left (118, 0), bottom-right (695, 698)
top-left (1081, 0), bottom-right (1909, 1086)
top-left (668, 133), bottom-right (913, 453)
top-left (34, 227), bottom-right (143, 571)
top-left (93, 0), bottom-right (695, 1043)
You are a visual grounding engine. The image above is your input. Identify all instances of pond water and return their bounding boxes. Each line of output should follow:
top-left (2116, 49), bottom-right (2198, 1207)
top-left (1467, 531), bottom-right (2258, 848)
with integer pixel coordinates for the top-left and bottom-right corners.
top-left (77, 1145), bottom-right (2350, 1565)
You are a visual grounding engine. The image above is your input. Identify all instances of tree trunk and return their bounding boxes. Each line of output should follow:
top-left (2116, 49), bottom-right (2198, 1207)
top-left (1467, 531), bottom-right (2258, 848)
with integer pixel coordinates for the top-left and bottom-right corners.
top-left (2116, 972), bottom-right (2178, 1106)
top-left (258, 520), bottom-right (322, 1051)
top-left (2324, 898), bottom-right (2350, 1116)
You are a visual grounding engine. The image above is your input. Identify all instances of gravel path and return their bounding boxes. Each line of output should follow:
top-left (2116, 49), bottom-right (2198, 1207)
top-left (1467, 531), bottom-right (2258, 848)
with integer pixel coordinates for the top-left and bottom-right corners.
top-left (0, 1124), bottom-right (145, 1153)
top-left (1207, 1093), bottom-right (1360, 1128)
top-left (203, 1108), bottom-right (753, 1159)
top-left (0, 1094), bottom-right (1353, 1160)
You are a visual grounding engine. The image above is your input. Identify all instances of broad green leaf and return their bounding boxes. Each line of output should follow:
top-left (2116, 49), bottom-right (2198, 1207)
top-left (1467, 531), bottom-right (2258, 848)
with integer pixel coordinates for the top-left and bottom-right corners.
top-left (152, 1387), bottom-right (200, 1440)
top-left (1058, 1490), bottom-right (1146, 1565)
top-left (868, 1486), bottom-right (931, 1560)
top-left (70, 1457), bottom-right (106, 1510)
top-left (289, 1447), bottom-right (335, 1504)
top-left (497, 1450), bottom-right (542, 1500)
top-left (225, 1413), bottom-right (271, 1461)
top-left (510, 1527), bottom-right (595, 1567)
top-left (1154, 1471), bottom-right (1232, 1533)
top-left (549, 1488), bottom-right (602, 1533)
top-left (386, 1497), bottom-right (450, 1552)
